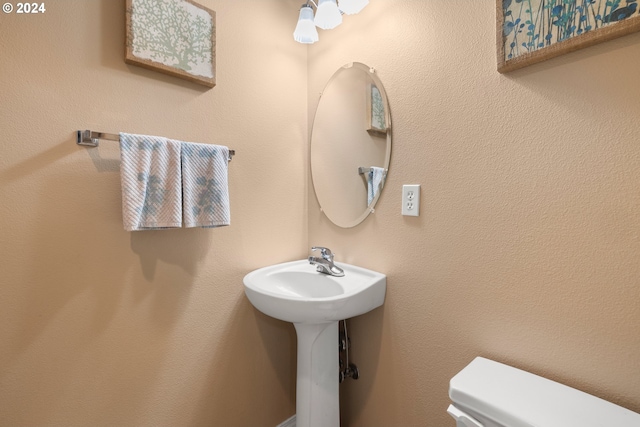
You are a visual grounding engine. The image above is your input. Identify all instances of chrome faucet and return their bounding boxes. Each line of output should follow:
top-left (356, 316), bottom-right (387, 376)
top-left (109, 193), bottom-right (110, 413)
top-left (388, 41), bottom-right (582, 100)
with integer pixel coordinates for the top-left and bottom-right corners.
top-left (308, 247), bottom-right (345, 277)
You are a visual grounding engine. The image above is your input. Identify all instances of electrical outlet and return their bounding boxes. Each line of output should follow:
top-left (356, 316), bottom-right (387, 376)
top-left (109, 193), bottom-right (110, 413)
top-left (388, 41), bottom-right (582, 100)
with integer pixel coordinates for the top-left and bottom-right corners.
top-left (402, 185), bottom-right (420, 216)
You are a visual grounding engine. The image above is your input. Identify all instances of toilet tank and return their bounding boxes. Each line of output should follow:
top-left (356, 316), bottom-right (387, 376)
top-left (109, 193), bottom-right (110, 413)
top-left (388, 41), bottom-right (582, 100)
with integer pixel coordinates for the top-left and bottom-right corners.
top-left (448, 357), bottom-right (640, 427)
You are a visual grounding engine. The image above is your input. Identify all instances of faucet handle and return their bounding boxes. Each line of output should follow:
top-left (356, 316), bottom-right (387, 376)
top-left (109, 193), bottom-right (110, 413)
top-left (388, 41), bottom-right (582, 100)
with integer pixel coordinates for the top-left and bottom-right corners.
top-left (311, 246), bottom-right (334, 261)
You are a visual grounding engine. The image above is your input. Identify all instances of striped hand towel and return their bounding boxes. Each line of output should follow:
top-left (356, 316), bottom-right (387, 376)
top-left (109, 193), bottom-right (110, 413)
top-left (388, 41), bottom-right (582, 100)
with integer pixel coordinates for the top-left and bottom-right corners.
top-left (181, 142), bottom-right (230, 228)
top-left (119, 133), bottom-right (182, 231)
top-left (368, 166), bottom-right (386, 205)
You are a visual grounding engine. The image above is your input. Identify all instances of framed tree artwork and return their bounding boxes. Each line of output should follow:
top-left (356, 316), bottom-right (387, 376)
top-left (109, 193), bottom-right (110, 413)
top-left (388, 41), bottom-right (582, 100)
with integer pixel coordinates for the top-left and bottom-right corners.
top-left (497, 0), bottom-right (640, 73)
top-left (125, 0), bottom-right (216, 87)
top-left (367, 83), bottom-right (387, 135)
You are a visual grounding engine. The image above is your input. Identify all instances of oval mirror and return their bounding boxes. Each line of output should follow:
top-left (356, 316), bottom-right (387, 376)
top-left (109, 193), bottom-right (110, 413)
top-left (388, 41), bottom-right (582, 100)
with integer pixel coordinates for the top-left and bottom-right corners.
top-left (310, 62), bottom-right (392, 228)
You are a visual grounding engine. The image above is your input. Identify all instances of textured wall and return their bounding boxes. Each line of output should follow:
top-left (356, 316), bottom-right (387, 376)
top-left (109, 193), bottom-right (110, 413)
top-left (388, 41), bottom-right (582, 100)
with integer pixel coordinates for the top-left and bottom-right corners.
top-left (2, 1), bottom-right (639, 426)
top-left (308, 1), bottom-right (640, 426)
top-left (0, 1), bottom-right (306, 426)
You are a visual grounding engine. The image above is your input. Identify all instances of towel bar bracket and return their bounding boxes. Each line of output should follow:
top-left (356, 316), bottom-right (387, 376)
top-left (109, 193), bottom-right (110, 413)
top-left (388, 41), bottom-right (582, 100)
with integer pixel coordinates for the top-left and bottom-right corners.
top-left (77, 130), bottom-right (100, 147)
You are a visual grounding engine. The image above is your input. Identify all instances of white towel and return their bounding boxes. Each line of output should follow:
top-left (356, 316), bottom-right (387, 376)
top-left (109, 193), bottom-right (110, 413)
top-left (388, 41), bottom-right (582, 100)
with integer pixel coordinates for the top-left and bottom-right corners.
top-left (367, 166), bottom-right (386, 205)
top-left (181, 142), bottom-right (230, 228)
top-left (119, 133), bottom-right (182, 231)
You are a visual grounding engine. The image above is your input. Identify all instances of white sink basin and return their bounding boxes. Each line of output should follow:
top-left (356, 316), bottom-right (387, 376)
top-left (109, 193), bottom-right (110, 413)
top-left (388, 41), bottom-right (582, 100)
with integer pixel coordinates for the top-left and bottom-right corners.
top-left (243, 259), bottom-right (386, 324)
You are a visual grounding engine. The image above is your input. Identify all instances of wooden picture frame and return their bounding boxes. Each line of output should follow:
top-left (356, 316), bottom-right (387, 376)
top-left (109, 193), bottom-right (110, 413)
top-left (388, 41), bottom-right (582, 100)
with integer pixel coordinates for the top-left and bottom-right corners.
top-left (497, 0), bottom-right (640, 73)
top-left (125, 0), bottom-right (216, 87)
top-left (366, 83), bottom-right (387, 135)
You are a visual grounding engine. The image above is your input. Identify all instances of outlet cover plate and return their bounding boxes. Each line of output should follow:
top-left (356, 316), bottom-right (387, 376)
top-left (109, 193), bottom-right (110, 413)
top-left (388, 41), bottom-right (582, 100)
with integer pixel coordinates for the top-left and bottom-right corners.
top-left (402, 185), bottom-right (420, 216)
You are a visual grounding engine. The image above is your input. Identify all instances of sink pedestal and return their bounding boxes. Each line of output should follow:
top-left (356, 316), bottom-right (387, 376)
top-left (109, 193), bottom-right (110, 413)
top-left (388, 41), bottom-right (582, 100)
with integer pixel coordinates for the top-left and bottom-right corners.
top-left (294, 321), bottom-right (340, 427)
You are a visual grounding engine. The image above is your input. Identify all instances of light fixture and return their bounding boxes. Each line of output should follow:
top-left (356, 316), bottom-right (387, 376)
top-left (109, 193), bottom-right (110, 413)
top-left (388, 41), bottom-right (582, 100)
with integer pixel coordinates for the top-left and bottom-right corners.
top-left (293, 0), bottom-right (369, 44)
top-left (293, 4), bottom-right (319, 44)
top-left (314, 0), bottom-right (342, 30)
top-left (338, 0), bottom-right (368, 15)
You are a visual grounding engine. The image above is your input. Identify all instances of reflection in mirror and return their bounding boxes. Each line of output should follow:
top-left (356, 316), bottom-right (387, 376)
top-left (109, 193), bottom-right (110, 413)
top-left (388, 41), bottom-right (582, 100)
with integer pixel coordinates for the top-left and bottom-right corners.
top-left (311, 62), bottom-right (391, 228)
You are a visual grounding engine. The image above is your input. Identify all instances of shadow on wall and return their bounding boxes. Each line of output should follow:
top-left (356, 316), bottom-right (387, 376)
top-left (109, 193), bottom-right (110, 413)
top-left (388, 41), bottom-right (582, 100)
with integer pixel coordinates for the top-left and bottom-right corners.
top-left (190, 297), bottom-right (297, 426)
top-left (0, 140), bottom-right (74, 183)
top-left (130, 229), bottom-right (212, 281)
top-left (339, 305), bottom-right (386, 424)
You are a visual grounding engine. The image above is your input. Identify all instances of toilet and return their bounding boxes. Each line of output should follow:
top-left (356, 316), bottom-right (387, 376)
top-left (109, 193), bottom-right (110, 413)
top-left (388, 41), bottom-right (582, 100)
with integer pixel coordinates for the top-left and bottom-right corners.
top-left (448, 357), bottom-right (640, 427)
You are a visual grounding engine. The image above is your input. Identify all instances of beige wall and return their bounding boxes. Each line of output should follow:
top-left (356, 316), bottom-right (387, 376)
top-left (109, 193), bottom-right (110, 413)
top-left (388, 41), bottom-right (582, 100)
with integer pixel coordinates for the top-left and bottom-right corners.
top-left (2, 1), bottom-right (640, 426)
top-left (308, 1), bottom-right (640, 426)
top-left (0, 0), bottom-right (306, 426)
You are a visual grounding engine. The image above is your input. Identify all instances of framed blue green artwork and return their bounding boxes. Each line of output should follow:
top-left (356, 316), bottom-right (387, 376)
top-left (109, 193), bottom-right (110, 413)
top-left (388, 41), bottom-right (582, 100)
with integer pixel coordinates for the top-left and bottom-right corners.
top-left (498, 0), bottom-right (640, 73)
top-left (126, 0), bottom-right (216, 87)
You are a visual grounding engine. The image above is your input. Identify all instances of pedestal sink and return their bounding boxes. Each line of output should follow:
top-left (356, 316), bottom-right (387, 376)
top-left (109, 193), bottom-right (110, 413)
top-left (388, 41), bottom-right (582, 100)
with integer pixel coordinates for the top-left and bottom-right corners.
top-left (243, 260), bottom-right (386, 427)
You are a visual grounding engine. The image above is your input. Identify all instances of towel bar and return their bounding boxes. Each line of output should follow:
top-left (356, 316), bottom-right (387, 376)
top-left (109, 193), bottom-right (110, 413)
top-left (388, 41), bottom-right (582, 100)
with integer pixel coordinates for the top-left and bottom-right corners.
top-left (77, 129), bottom-right (236, 162)
top-left (358, 166), bottom-right (389, 175)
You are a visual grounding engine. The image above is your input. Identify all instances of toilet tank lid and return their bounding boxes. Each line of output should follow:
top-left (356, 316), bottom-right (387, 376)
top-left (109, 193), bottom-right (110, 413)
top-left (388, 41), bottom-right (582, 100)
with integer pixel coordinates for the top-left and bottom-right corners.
top-left (449, 357), bottom-right (640, 427)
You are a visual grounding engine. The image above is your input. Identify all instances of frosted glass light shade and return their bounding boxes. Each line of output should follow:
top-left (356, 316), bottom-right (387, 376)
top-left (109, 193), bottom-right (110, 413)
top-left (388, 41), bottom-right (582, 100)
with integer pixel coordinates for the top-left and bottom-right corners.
top-left (314, 0), bottom-right (342, 30)
top-left (338, 0), bottom-right (368, 15)
top-left (293, 5), bottom-right (319, 44)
